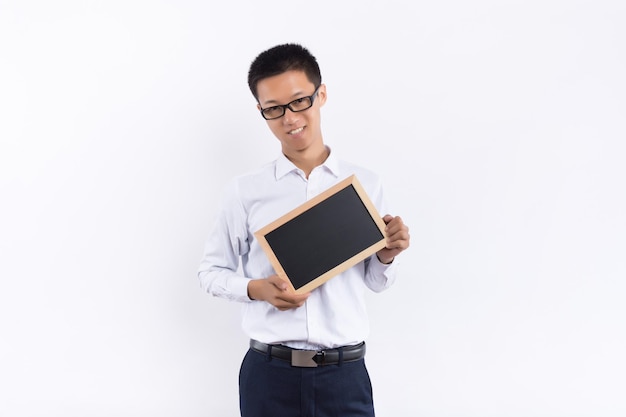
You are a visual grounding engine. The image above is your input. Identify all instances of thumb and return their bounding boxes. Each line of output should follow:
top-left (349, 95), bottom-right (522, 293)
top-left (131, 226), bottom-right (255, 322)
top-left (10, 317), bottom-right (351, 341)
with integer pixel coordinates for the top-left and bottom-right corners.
top-left (268, 274), bottom-right (288, 291)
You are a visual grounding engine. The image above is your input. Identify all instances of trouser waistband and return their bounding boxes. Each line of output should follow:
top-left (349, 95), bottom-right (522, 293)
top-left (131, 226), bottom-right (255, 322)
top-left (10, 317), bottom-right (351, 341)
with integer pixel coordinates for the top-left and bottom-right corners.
top-left (249, 339), bottom-right (366, 367)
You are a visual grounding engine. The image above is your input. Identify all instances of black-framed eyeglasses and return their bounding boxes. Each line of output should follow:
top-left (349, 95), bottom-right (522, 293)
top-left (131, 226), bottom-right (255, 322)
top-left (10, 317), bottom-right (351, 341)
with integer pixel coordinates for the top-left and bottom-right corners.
top-left (259, 87), bottom-right (320, 120)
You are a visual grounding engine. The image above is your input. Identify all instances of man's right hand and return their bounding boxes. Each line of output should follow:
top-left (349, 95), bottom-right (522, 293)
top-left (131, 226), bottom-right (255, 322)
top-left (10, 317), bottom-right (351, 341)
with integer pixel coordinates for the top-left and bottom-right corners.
top-left (247, 275), bottom-right (310, 311)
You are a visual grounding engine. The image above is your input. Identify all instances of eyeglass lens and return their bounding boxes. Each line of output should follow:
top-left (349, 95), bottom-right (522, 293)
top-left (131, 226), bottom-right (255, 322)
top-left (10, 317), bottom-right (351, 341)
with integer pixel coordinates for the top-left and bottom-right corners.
top-left (261, 89), bottom-right (319, 120)
top-left (262, 97), bottom-right (312, 120)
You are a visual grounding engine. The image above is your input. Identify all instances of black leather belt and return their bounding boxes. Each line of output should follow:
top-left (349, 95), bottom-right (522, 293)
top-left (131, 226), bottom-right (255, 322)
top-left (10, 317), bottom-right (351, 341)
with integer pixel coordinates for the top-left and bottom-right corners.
top-left (250, 339), bottom-right (366, 367)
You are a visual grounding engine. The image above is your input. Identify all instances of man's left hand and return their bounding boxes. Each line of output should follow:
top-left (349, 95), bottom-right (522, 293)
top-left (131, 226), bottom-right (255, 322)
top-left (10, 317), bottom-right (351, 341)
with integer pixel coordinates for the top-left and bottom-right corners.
top-left (376, 214), bottom-right (410, 264)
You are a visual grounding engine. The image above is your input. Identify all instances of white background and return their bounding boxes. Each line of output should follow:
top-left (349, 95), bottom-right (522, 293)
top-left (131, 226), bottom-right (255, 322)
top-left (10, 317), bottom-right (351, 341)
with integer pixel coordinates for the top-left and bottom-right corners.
top-left (1, 1), bottom-right (625, 416)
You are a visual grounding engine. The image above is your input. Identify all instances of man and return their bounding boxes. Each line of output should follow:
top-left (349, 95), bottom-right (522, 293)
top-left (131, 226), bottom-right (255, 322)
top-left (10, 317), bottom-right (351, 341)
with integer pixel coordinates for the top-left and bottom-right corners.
top-left (198, 43), bottom-right (410, 417)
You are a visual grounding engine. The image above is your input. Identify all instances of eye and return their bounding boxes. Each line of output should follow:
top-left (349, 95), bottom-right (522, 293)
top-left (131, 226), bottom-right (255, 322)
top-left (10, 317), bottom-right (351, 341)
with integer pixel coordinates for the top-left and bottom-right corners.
top-left (290, 97), bottom-right (311, 110)
top-left (263, 106), bottom-right (283, 118)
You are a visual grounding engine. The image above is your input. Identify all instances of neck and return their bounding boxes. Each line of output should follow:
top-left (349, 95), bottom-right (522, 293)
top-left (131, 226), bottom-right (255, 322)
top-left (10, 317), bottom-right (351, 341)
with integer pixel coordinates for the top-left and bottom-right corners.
top-left (284, 144), bottom-right (329, 179)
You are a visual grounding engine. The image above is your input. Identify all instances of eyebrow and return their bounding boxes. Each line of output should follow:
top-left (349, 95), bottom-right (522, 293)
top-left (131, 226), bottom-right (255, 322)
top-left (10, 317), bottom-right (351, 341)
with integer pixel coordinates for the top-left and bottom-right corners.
top-left (261, 91), bottom-right (307, 106)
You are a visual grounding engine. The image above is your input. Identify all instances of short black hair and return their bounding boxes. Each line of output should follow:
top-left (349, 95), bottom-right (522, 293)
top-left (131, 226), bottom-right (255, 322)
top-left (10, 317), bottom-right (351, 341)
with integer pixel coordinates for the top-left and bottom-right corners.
top-left (247, 43), bottom-right (322, 101)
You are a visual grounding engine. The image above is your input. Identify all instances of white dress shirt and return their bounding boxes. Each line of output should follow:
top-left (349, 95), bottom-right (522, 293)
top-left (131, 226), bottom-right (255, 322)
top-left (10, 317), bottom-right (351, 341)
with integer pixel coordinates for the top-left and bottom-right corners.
top-left (198, 148), bottom-right (398, 349)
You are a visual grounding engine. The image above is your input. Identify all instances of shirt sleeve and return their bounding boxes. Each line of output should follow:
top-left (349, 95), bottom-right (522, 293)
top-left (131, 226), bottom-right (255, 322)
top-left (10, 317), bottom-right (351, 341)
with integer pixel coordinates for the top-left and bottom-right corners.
top-left (364, 254), bottom-right (399, 292)
top-left (361, 173), bottom-right (400, 292)
top-left (197, 179), bottom-right (253, 302)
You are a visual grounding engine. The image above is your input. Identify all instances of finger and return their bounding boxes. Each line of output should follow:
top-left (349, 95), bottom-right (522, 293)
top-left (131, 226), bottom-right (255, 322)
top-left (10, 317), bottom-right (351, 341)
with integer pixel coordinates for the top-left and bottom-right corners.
top-left (278, 292), bottom-right (310, 304)
top-left (275, 295), bottom-right (308, 310)
top-left (388, 226), bottom-right (410, 241)
top-left (385, 216), bottom-right (405, 230)
top-left (385, 229), bottom-right (410, 249)
top-left (387, 236), bottom-right (410, 251)
top-left (267, 275), bottom-right (289, 291)
top-left (386, 224), bottom-right (408, 242)
top-left (384, 218), bottom-right (407, 237)
top-left (388, 224), bottom-right (409, 241)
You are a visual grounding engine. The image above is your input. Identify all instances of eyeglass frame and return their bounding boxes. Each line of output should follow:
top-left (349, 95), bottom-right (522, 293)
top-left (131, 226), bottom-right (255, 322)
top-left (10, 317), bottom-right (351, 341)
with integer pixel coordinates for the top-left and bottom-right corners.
top-left (258, 87), bottom-right (321, 120)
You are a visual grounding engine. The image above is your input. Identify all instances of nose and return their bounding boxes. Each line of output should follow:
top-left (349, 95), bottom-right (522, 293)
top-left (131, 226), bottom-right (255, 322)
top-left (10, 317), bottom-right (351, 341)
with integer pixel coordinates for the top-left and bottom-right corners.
top-left (282, 107), bottom-right (299, 125)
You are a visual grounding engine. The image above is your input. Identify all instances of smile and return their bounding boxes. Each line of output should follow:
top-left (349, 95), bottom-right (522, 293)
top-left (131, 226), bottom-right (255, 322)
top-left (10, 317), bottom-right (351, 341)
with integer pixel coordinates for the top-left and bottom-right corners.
top-left (288, 127), bottom-right (305, 135)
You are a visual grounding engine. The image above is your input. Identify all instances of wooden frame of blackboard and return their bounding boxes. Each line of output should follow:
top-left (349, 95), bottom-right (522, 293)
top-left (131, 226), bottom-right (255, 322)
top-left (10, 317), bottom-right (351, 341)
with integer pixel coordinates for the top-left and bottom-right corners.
top-left (254, 175), bottom-right (388, 294)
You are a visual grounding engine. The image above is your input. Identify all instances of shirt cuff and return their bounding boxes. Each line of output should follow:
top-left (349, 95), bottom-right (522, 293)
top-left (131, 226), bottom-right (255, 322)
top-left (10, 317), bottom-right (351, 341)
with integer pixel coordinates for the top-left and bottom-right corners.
top-left (229, 276), bottom-right (254, 302)
top-left (373, 254), bottom-right (398, 270)
top-left (366, 254), bottom-right (399, 291)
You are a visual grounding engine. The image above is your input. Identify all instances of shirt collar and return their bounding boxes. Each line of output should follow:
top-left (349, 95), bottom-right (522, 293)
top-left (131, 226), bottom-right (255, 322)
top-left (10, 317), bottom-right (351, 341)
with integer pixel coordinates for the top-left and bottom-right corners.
top-left (275, 146), bottom-right (340, 180)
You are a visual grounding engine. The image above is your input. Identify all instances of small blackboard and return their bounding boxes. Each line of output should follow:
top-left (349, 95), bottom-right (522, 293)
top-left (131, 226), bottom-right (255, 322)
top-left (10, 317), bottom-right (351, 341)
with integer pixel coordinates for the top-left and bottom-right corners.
top-left (254, 175), bottom-right (387, 294)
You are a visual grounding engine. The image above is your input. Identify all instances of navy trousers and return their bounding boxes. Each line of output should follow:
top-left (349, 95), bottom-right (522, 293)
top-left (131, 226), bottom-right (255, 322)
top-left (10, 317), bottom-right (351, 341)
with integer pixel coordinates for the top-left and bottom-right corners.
top-left (239, 348), bottom-right (376, 417)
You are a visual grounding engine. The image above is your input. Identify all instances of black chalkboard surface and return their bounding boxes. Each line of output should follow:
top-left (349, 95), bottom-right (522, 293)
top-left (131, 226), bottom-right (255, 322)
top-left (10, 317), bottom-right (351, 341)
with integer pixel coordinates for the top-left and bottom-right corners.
top-left (255, 175), bottom-right (387, 294)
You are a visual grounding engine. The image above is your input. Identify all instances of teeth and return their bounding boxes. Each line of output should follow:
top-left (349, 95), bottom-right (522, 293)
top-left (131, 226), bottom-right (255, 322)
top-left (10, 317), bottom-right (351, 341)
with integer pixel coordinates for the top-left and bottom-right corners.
top-left (289, 127), bottom-right (304, 135)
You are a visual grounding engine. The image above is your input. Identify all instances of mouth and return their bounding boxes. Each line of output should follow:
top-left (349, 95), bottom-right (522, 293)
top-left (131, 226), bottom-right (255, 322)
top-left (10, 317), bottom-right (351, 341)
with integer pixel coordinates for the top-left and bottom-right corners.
top-left (288, 126), bottom-right (305, 135)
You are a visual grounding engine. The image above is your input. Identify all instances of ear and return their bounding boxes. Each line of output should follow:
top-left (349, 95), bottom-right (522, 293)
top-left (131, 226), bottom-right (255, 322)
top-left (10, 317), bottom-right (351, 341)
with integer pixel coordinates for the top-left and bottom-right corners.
top-left (317, 84), bottom-right (327, 107)
top-left (256, 103), bottom-right (262, 111)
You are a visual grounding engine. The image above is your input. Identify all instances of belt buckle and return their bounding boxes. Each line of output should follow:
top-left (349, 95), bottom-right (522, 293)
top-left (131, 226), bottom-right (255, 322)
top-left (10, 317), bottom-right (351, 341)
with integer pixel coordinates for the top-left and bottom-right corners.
top-left (291, 349), bottom-right (319, 367)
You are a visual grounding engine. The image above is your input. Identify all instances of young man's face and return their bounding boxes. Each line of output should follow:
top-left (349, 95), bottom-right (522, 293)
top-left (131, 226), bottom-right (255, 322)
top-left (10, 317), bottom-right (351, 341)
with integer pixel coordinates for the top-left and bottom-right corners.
top-left (256, 70), bottom-right (327, 158)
